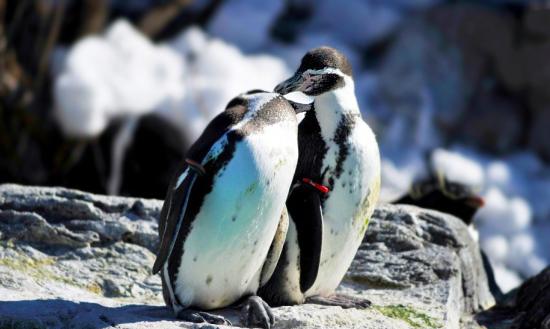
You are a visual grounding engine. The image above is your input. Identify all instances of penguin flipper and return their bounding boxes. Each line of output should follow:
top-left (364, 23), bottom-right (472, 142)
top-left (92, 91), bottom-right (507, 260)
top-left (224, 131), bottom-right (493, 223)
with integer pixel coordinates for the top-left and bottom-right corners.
top-left (152, 169), bottom-right (197, 274)
top-left (287, 184), bottom-right (324, 293)
top-left (157, 185), bottom-right (173, 239)
top-left (153, 102), bottom-right (250, 275)
top-left (260, 207), bottom-right (290, 286)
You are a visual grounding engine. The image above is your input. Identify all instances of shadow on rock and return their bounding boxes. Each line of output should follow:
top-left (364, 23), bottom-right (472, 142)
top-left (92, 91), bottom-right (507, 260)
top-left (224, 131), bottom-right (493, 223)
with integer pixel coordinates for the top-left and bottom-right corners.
top-left (0, 299), bottom-right (171, 328)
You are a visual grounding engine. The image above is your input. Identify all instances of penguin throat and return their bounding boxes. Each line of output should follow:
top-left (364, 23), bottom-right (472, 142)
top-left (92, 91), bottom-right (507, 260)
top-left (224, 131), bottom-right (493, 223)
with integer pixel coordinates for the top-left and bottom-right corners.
top-left (314, 80), bottom-right (360, 141)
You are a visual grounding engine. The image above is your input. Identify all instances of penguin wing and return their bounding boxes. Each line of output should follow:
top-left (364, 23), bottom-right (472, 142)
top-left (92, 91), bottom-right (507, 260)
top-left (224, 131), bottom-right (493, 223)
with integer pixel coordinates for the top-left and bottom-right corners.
top-left (287, 184), bottom-right (324, 293)
top-left (152, 103), bottom-right (248, 274)
top-left (157, 184), bottom-right (174, 238)
top-left (152, 169), bottom-right (197, 274)
top-left (260, 207), bottom-right (290, 286)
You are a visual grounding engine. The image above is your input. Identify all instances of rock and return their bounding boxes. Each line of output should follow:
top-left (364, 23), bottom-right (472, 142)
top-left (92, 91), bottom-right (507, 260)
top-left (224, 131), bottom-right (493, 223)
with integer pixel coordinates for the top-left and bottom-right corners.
top-left (476, 266), bottom-right (550, 329)
top-left (0, 184), bottom-right (495, 328)
top-left (347, 205), bottom-right (495, 328)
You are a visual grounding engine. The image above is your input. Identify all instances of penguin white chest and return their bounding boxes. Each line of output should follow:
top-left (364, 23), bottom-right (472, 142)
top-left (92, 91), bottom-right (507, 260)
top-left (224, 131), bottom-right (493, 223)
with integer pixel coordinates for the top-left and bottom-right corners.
top-left (172, 123), bottom-right (298, 310)
top-left (307, 120), bottom-right (380, 297)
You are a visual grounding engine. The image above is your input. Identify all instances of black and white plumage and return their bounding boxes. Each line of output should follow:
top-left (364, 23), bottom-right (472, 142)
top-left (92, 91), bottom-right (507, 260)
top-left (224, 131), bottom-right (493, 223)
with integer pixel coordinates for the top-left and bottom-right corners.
top-left (259, 47), bottom-right (381, 306)
top-left (153, 90), bottom-right (300, 327)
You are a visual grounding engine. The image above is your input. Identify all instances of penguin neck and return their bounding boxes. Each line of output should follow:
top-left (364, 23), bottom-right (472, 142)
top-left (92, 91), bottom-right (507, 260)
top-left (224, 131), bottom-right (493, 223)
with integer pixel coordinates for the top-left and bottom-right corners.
top-left (313, 78), bottom-right (360, 141)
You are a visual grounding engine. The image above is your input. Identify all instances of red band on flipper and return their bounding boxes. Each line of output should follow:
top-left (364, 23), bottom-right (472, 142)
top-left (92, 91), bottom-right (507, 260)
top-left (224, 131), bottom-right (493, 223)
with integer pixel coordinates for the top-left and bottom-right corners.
top-left (302, 178), bottom-right (330, 194)
top-left (185, 158), bottom-right (206, 176)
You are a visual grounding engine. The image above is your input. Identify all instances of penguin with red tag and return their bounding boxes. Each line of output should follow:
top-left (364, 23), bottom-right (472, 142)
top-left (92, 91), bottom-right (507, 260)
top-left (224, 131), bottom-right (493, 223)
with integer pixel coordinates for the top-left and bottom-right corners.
top-left (153, 90), bottom-right (306, 328)
top-left (259, 47), bottom-right (381, 308)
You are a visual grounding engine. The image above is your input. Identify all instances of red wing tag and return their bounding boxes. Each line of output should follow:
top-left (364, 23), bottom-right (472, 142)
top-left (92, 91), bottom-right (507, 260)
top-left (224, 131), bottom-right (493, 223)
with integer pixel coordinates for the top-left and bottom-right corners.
top-left (302, 178), bottom-right (330, 194)
top-left (185, 158), bottom-right (206, 176)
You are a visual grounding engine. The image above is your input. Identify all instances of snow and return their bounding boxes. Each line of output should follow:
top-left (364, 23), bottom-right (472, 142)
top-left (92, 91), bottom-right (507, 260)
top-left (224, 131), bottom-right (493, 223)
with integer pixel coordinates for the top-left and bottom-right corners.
top-left (481, 235), bottom-right (509, 264)
top-left (493, 264), bottom-right (522, 293)
top-left (54, 21), bottom-right (289, 194)
top-left (54, 20), bottom-right (185, 138)
top-left (431, 149), bottom-right (485, 188)
top-left (55, 21), bottom-right (289, 141)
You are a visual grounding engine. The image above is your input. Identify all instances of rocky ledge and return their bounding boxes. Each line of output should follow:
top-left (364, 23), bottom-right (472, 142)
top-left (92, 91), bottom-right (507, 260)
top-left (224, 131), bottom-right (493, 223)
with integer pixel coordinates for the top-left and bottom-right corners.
top-left (0, 184), bottom-right (543, 329)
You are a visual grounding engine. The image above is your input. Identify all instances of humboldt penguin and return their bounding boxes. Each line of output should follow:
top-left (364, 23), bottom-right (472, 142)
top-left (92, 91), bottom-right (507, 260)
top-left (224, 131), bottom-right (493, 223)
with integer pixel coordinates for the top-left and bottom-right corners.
top-left (394, 174), bottom-right (503, 301)
top-left (259, 47), bottom-right (381, 307)
top-left (153, 90), bottom-right (301, 328)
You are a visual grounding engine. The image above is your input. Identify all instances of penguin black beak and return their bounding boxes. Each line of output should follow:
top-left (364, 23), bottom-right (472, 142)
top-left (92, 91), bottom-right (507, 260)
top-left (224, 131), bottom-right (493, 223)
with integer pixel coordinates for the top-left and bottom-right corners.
top-left (275, 73), bottom-right (305, 95)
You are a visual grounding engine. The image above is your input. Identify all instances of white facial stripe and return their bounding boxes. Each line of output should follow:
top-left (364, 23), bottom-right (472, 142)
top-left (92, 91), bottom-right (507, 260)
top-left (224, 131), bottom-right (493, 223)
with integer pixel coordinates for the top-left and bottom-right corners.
top-left (303, 67), bottom-right (347, 77)
top-left (283, 91), bottom-right (315, 104)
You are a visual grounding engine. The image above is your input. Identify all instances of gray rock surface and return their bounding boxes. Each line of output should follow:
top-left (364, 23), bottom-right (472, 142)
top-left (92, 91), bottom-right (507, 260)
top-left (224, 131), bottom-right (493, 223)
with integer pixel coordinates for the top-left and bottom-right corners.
top-left (0, 184), bottom-right (495, 328)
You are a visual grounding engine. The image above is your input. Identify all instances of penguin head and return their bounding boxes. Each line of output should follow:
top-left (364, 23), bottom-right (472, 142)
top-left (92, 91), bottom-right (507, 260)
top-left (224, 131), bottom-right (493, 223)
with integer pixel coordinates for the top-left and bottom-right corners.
top-left (275, 46), bottom-right (353, 96)
top-left (224, 89), bottom-right (301, 121)
top-left (397, 175), bottom-right (485, 225)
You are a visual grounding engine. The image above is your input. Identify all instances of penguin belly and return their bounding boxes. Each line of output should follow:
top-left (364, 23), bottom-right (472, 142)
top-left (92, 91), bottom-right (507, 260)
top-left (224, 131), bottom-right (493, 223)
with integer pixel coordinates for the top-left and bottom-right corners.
top-left (306, 122), bottom-right (380, 297)
top-left (171, 124), bottom-right (298, 310)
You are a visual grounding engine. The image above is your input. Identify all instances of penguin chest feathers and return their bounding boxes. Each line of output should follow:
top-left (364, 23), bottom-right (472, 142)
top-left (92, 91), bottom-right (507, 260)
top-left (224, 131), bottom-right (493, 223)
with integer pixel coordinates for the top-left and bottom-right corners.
top-left (167, 94), bottom-right (300, 310)
top-left (306, 86), bottom-right (381, 296)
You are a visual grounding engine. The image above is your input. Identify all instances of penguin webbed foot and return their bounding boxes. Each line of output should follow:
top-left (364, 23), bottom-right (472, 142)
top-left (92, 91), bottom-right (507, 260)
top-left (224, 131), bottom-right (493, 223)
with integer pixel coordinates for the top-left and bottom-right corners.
top-left (240, 295), bottom-right (275, 329)
top-left (306, 294), bottom-right (371, 309)
top-left (177, 308), bottom-right (232, 326)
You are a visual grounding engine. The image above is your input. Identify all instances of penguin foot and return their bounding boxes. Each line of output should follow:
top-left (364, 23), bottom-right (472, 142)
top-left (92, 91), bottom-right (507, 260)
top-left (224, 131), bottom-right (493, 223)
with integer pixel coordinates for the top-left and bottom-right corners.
top-left (177, 309), bottom-right (232, 326)
top-left (240, 295), bottom-right (275, 329)
top-left (306, 294), bottom-right (371, 309)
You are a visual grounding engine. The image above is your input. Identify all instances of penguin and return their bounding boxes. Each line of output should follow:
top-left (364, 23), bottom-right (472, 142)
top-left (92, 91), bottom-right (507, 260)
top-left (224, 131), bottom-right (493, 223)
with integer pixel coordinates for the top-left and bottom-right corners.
top-left (259, 47), bottom-right (381, 308)
top-left (395, 174), bottom-right (485, 226)
top-left (394, 173), bottom-right (504, 302)
top-left (153, 90), bottom-right (303, 328)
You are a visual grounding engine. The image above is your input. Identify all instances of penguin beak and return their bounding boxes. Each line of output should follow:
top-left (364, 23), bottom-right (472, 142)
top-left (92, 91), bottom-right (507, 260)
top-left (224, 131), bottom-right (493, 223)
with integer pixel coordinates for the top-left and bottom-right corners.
top-left (275, 72), bottom-right (320, 95)
top-left (275, 72), bottom-right (304, 95)
top-left (465, 196), bottom-right (485, 209)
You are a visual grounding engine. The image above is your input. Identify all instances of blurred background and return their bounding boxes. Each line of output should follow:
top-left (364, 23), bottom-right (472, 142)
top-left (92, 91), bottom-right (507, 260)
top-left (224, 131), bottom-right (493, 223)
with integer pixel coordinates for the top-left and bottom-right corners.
top-left (1, 0), bottom-right (549, 295)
